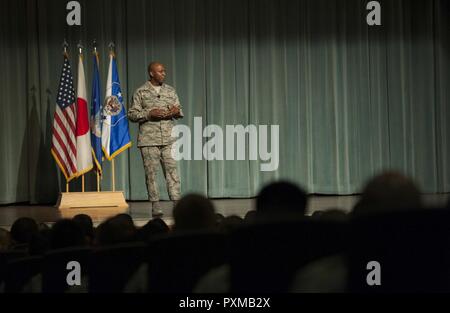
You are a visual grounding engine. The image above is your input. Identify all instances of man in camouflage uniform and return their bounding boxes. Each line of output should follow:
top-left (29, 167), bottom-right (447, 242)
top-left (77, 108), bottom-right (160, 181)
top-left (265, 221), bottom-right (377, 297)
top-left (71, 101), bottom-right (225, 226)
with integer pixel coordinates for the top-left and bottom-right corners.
top-left (128, 62), bottom-right (183, 217)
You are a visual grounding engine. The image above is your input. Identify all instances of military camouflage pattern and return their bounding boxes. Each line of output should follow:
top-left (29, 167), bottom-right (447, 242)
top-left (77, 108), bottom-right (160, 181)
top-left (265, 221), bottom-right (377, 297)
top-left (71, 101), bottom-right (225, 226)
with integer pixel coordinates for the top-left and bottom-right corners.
top-left (128, 81), bottom-right (184, 146)
top-left (140, 145), bottom-right (181, 202)
top-left (128, 81), bottom-right (183, 202)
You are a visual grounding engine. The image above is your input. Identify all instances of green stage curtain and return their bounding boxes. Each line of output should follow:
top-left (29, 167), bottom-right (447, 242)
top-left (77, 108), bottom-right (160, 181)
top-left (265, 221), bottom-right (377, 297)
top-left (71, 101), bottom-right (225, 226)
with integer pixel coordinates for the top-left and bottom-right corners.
top-left (1, 0), bottom-right (449, 204)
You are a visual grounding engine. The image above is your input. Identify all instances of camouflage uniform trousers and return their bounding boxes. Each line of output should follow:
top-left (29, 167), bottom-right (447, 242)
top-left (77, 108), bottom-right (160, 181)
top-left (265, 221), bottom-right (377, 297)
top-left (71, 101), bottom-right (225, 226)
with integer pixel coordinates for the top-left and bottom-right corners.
top-left (140, 144), bottom-right (181, 202)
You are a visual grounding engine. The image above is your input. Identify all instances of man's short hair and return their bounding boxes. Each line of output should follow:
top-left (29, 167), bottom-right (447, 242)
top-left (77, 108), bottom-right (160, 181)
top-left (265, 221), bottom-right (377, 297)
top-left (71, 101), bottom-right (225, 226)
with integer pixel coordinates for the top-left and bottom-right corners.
top-left (147, 61), bottom-right (162, 76)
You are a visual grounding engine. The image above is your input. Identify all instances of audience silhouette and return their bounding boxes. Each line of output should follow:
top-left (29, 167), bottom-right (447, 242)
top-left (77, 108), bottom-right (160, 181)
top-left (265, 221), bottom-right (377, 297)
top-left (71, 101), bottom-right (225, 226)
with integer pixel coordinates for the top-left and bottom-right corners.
top-left (0, 171), bottom-right (448, 293)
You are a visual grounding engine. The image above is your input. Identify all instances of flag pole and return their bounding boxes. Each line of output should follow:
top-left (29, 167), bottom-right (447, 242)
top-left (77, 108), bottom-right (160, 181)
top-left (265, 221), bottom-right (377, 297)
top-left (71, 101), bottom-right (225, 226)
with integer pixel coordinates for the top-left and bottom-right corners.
top-left (109, 41), bottom-right (116, 192)
top-left (63, 39), bottom-right (69, 194)
top-left (97, 171), bottom-right (100, 192)
top-left (93, 39), bottom-right (101, 192)
top-left (77, 41), bottom-right (86, 193)
top-left (63, 39), bottom-right (68, 57)
top-left (108, 42), bottom-right (115, 56)
top-left (112, 158), bottom-right (116, 192)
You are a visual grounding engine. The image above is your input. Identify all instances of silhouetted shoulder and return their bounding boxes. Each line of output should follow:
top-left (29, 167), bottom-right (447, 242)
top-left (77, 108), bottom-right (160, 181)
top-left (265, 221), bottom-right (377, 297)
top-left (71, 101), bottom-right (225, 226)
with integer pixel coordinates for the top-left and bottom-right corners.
top-left (135, 82), bottom-right (151, 93)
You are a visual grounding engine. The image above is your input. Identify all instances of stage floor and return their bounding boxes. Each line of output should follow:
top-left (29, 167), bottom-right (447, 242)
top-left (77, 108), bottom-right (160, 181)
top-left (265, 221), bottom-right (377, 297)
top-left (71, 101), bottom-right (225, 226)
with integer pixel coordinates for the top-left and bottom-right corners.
top-left (0, 194), bottom-right (448, 229)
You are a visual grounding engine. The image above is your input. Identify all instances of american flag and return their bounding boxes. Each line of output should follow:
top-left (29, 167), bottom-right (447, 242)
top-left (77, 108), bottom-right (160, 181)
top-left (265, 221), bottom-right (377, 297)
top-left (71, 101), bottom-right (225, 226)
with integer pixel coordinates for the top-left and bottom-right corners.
top-left (51, 55), bottom-right (78, 181)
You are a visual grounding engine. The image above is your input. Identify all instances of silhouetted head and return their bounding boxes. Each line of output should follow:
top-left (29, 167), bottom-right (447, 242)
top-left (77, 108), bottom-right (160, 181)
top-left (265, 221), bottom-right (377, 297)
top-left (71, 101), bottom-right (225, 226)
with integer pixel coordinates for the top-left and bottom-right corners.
top-left (353, 171), bottom-right (422, 216)
top-left (50, 219), bottom-right (85, 249)
top-left (136, 218), bottom-right (170, 242)
top-left (218, 215), bottom-right (244, 234)
top-left (256, 181), bottom-right (308, 217)
top-left (0, 228), bottom-right (11, 251)
top-left (215, 213), bottom-right (225, 228)
top-left (96, 214), bottom-right (137, 245)
top-left (10, 217), bottom-right (39, 245)
top-left (244, 210), bottom-right (257, 223)
top-left (73, 214), bottom-right (94, 244)
top-left (173, 194), bottom-right (216, 231)
top-left (29, 232), bottom-right (50, 255)
top-left (34, 223), bottom-right (51, 253)
top-left (116, 213), bottom-right (135, 224)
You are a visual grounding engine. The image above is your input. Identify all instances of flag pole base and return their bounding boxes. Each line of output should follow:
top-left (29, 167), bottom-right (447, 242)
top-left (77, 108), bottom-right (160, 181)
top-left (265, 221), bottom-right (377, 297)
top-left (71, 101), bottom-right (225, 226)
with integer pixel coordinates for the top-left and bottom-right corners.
top-left (56, 191), bottom-right (128, 219)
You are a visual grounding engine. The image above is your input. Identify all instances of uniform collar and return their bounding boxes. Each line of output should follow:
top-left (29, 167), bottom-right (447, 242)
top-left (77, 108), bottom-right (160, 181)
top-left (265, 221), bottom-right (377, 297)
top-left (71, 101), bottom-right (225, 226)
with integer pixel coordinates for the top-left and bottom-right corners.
top-left (147, 81), bottom-right (165, 89)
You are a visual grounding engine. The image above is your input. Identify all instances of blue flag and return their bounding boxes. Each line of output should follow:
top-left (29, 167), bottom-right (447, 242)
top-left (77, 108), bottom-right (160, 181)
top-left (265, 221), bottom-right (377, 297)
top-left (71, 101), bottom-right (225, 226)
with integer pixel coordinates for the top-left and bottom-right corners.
top-left (101, 53), bottom-right (131, 160)
top-left (90, 52), bottom-right (103, 173)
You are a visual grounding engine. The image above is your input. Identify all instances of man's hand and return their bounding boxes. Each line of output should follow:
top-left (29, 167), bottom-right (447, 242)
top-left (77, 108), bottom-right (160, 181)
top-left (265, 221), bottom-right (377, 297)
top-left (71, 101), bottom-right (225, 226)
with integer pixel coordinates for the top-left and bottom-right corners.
top-left (148, 108), bottom-right (168, 120)
top-left (148, 105), bottom-right (181, 120)
top-left (168, 105), bottom-right (181, 118)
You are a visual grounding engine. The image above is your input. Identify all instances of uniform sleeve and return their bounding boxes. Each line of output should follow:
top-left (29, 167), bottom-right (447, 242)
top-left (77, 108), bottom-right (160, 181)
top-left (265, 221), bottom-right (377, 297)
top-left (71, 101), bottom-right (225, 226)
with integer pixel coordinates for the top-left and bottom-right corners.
top-left (173, 92), bottom-right (184, 119)
top-left (128, 90), bottom-right (149, 123)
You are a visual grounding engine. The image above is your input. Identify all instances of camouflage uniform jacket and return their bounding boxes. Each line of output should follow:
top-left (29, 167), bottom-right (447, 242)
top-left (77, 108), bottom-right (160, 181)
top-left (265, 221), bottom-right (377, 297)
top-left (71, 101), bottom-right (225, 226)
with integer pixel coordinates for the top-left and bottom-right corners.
top-left (128, 81), bottom-right (184, 147)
